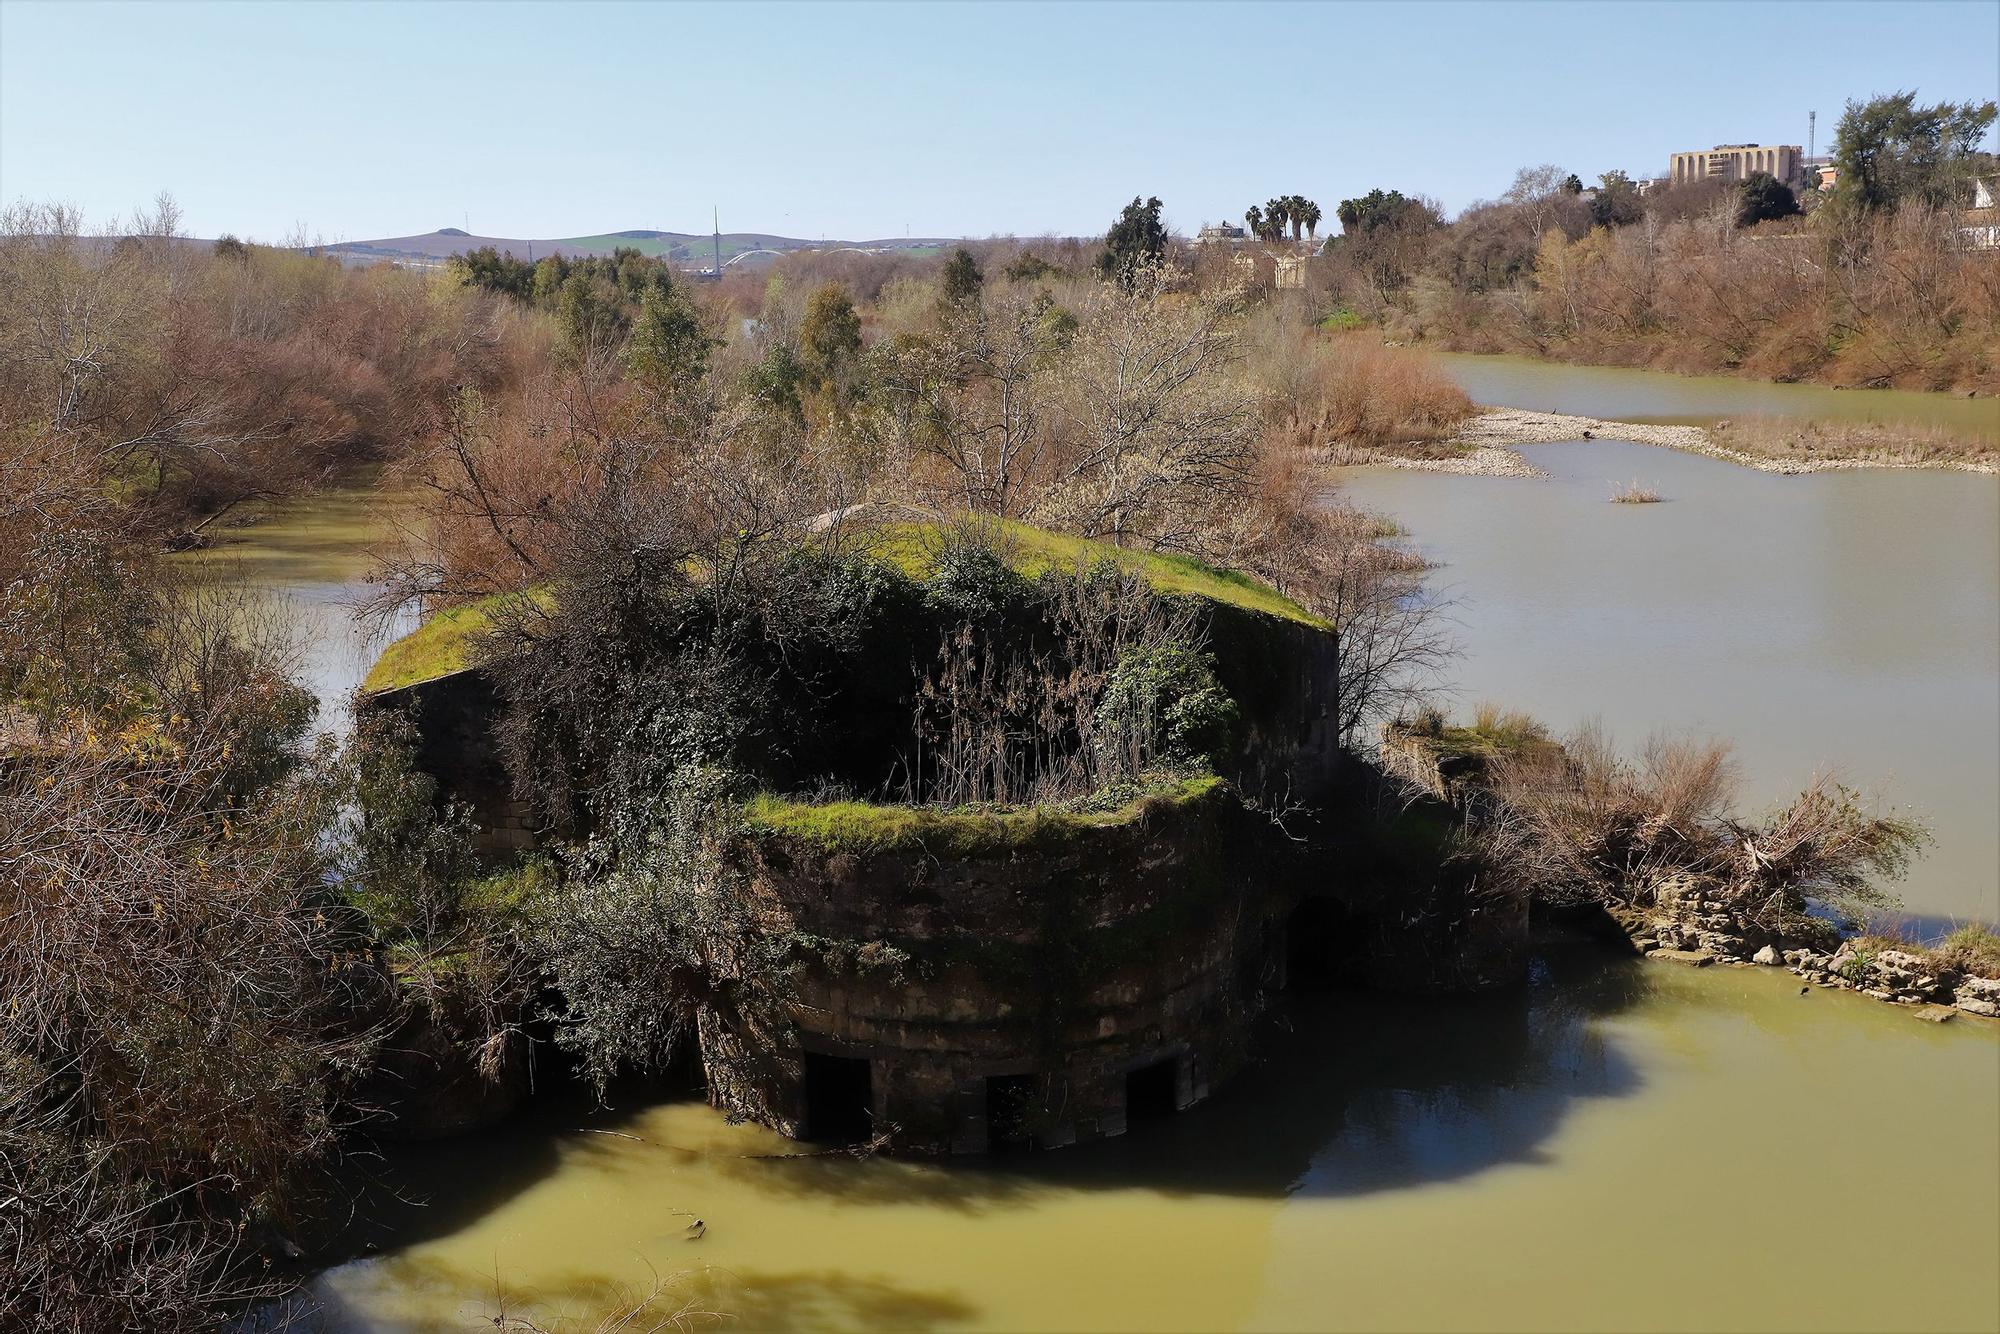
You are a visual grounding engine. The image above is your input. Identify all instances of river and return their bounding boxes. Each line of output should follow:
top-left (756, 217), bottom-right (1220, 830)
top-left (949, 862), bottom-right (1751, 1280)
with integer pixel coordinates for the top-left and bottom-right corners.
top-left (177, 484), bottom-right (412, 731)
top-left (1337, 439), bottom-right (2000, 928)
top-left (208, 377), bottom-right (1996, 1332)
top-left (1436, 352), bottom-right (2000, 443)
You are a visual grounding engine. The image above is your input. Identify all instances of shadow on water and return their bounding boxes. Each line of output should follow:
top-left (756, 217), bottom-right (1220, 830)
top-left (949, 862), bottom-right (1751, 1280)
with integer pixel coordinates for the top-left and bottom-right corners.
top-left (323, 1066), bottom-right (682, 1260)
top-left (311, 941), bottom-right (1652, 1277)
top-left (704, 937), bottom-right (1652, 1209)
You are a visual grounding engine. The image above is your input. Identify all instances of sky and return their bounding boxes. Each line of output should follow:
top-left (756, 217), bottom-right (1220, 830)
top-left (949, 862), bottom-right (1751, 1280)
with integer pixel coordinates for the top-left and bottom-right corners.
top-left (2, 0), bottom-right (1996, 243)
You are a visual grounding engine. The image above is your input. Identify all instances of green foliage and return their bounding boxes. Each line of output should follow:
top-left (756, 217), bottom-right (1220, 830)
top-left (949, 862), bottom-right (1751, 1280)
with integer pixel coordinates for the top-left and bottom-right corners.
top-left (624, 279), bottom-right (718, 402)
top-left (799, 282), bottom-right (863, 391)
top-left (532, 765), bottom-right (794, 1093)
top-left (1561, 174), bottom-right (1584, 194)
top-left (337, 708), bottom-right (481, 952)
top-left (1591, 171), bottom-right (1644, 228)
top-left (1097, 195), bottom-right (1168, 284)
top-left (1736, 172), bottom-right (1800, 228)
top-left (452, 243), bottom-right (701, 371)
top-left (939, 247), bottom-right (984, 306)
top-left (1837, 948), bottom-right (1876, 985)
top-left (1336, 188), bottom-right (1432, 236)
top-left (1005, 251), bottom-right (1057, 282)
top-left (1097, 638), bottom-right (1238, 771)
top-left (921, 539), bottom-right (1034, 626)
top-left (450, 245), bottom-right (536, 300)
top-left (1832, 90), bottom-right (1999, 214)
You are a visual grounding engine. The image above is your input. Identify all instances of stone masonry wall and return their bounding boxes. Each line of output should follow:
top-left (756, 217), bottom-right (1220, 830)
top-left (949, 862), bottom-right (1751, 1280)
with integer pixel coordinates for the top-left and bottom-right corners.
top-left (716, 787), bottom-right (1289, 1152)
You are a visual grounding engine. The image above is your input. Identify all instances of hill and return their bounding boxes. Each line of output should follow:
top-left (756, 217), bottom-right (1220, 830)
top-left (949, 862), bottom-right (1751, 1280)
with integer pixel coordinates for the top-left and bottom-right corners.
top-left (322, 226), bottom-right (960, 273)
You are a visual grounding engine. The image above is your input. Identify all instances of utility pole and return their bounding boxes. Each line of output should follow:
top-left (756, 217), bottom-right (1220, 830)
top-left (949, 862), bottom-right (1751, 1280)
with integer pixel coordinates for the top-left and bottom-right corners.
top-left (1809, 109), bottom-right (1816, 162)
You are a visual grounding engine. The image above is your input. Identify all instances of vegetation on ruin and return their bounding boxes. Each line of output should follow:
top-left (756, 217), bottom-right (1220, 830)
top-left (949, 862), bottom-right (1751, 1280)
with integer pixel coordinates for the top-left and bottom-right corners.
top-left (741, 774), bottom-right (1224, 857)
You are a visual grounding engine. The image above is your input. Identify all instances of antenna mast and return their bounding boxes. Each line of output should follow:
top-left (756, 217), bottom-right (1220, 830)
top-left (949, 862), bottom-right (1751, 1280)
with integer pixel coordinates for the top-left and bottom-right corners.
top-left (713, 207), bottom-right (722, 279)
top-left (1809, 110), bottom-right (1816, 163)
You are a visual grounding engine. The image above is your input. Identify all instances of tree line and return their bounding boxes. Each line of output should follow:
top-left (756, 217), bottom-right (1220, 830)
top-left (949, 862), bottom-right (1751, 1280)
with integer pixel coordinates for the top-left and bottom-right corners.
top-left (1309, 91), bottom-right (1999, 390)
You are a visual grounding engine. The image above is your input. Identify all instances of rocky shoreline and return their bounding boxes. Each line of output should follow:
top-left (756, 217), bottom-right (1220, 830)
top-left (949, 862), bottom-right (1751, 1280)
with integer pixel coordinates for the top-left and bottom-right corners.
top-left (1622, 884), bottom-right (2000, 1023)
top-left (1368, 408), bottom-right (2000, 478)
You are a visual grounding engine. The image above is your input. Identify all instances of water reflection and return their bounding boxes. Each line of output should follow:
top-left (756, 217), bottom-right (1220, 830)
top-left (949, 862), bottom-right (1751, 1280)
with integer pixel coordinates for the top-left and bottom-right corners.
top-left (306, 943), bottom-right (1656, 1331)
top-left (171, 486), bottom-right (412, 731)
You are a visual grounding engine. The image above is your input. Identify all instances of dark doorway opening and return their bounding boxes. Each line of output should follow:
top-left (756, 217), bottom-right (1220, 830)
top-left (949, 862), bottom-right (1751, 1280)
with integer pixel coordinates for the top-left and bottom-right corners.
top-left (1285, 896), bottom-right (1361, 991)
top-left (802, 1051), bottom-right (873, 1144)
top-left (1126, 1057), bottom-right (1180, 1124)
top-left (985, 1074), bottom-right (1038, 1154)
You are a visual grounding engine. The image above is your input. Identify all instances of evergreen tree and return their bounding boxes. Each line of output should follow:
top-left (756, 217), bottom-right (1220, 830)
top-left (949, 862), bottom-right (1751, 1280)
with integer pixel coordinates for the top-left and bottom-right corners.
top-left (1097, 196), bottom-right (1169, 284)
top-left (799, 283), bottom-right (862, 391)
top-left (940, 247), bottom-right (984, 305)
top-left (1736, 172), bottom-right (1801, 228)
top-left (1833, 91), bottom-right (1998, 213)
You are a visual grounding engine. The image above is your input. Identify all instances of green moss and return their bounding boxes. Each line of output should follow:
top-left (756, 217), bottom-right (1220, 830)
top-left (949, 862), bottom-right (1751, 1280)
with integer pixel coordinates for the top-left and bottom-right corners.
top-left (867, 519), bottom-right (1325, 628)
top-left (363, 514), bottom-right (1325, 700)
top-left (741, 774), bottom-right (1224, 857)
top-left (361, 588), bottom-right (552, 694)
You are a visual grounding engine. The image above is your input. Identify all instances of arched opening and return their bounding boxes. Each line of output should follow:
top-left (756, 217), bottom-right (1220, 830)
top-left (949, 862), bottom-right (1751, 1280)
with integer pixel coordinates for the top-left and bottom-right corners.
top-left (1125, 1057), bottom-right (1181, 1124)
top-left (801, 1051), bottom-right (873, 1144)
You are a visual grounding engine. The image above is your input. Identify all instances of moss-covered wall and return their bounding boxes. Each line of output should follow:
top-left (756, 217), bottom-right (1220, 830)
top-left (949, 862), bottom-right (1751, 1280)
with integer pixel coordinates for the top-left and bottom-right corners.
top-left (719, 780), bottom-right (1295, 1151)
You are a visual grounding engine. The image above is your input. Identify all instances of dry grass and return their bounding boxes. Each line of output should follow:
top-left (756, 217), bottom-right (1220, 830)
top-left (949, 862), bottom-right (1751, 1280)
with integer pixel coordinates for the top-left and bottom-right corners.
top-left (1854, 923), bottom-right (2000, 979)
top-left (1710, 415), bottom-right (1999, 471)
top-left (1608, 480), bottom-right (1663, 504)
top-left (1240, 306), bottom-right (1474, 454)
top-left (1474, 720), bottom-right (1924, 929)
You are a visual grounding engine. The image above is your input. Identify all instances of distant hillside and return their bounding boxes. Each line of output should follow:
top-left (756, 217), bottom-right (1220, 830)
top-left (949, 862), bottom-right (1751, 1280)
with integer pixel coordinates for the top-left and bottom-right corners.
top-left (322, 227), bottom-right (960, 273)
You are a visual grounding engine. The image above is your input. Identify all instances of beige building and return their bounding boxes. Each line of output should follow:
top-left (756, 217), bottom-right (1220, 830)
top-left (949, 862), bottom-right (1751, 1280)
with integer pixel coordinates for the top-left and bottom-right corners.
top-left (1670, 144), bottom-right (1803, 190)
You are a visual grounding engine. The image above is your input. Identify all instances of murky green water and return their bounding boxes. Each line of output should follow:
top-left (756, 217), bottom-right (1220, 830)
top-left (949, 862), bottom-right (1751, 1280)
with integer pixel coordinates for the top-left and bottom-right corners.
top-left (309, 948), bottom-right (1998, 1333)
top-left (1438, 352), bottom-right (2000, 442)
top-left (221, 468), bottom-right (1997, 1333)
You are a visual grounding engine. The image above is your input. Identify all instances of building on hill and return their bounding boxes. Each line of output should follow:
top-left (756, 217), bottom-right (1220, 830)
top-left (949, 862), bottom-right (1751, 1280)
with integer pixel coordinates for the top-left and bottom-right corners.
top-left (1197, 221), bottom-right (1247, 244)
top-left (1670, 143), bottom-right (1804, 191)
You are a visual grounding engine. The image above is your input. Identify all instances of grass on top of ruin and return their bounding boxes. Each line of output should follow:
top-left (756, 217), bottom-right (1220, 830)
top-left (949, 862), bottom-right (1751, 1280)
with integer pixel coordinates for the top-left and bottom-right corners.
top-left (740, 774), bottom-right (1226, 857)
top-left (1400, 702), bottom-right (1555, 759)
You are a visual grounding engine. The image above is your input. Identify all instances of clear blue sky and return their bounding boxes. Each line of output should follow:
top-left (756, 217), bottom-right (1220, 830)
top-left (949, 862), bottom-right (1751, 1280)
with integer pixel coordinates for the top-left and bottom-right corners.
top-left (3, 0), bottom-right (1995, 243)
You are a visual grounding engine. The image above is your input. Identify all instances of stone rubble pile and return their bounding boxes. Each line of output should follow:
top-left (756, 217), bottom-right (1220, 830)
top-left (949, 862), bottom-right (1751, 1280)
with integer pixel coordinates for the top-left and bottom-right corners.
top-left (1621, 880), bottom-right (1998, 1021)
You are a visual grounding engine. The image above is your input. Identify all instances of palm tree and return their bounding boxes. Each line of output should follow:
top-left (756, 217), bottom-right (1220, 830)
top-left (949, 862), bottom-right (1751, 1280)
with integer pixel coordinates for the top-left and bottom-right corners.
top-left (1263, 197), bottom-right (1291, 243)
top-left (1244, 205), bottom-right (1264, 240)
top-left (1299, 198), bottom-right (1323, 246)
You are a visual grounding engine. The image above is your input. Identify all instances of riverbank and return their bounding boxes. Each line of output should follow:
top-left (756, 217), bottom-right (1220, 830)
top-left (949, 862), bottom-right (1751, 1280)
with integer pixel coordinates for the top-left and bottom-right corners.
top-left (1341, 407), bottom-right (2000, 477)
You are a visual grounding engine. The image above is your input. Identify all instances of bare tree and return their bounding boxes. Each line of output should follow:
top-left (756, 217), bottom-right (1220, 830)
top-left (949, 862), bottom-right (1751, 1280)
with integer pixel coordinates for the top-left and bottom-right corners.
top-left (1040, 262), bottom-right (1258, 553)
top-left (875, 289), bottom-right (1066, 518)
